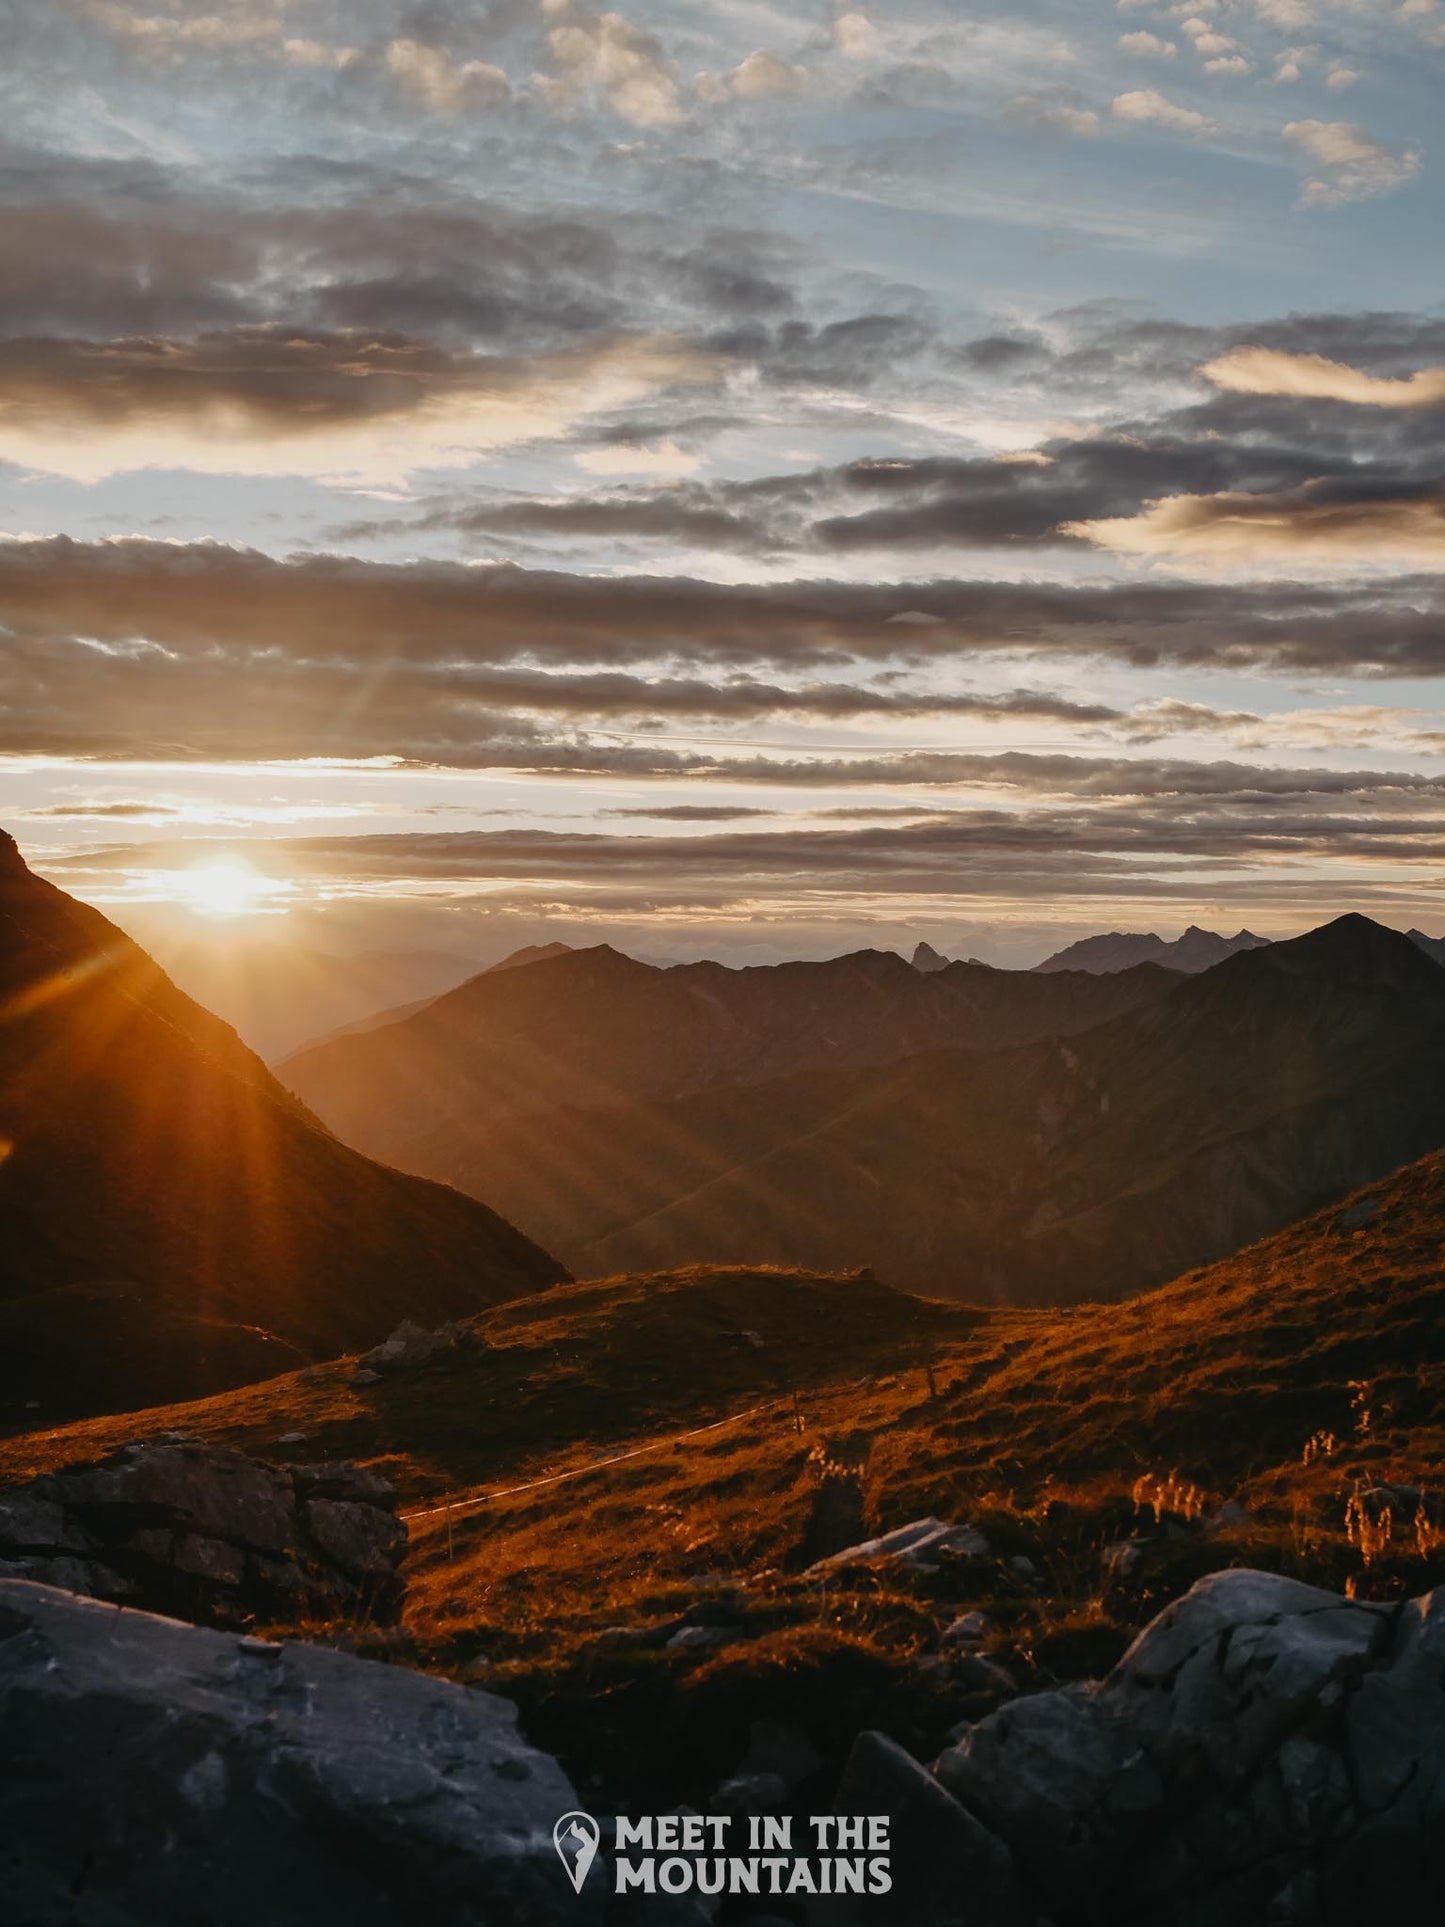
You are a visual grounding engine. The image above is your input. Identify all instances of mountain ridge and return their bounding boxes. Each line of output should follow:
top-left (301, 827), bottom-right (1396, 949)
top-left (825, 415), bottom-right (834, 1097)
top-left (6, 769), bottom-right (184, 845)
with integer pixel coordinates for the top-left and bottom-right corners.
top-left (0, 833), bottom-right (566, 1426)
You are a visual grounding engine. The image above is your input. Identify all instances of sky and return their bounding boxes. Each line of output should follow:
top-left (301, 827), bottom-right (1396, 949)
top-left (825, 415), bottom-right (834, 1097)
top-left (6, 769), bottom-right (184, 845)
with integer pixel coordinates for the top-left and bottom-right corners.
top-left (3, 0), bottom-right (1445, 969)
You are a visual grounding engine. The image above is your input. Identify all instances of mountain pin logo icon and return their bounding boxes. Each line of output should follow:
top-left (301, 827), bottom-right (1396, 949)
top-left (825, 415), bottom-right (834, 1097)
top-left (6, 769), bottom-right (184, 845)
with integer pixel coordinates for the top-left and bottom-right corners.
top-left (553, 1811), bottom-right (601, 1894)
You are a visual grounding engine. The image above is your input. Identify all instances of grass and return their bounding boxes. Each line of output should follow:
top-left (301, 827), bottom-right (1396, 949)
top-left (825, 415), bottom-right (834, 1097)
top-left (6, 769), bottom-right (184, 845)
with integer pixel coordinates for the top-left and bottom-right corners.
top-left (6, 1156), bottom-right (1445, 1805)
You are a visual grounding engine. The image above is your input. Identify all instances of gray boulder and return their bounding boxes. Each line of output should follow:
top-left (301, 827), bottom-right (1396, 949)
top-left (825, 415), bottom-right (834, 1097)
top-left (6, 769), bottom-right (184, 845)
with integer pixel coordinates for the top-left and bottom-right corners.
top-left (932, 1568), bottom-right (1442, 1924)
top-left (0, 1437), bottom-right (407, 1628)
top-left (0, 1578), bottom-right (601, 1926)
top-left (815, 1729), bottom-right (1025, 1925)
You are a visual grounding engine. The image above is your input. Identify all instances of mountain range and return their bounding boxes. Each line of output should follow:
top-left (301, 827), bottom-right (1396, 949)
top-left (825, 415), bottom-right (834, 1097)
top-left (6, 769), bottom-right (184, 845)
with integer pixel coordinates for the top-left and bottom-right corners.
top-left (281, 913), bottom-right (1445, 1306)
top-left (1032, 925), bottom-right (1272, 975)
top-left (279, 942), bottom-right (1179, 1154)
top-left (0, 833), bottom-right (564, 1426)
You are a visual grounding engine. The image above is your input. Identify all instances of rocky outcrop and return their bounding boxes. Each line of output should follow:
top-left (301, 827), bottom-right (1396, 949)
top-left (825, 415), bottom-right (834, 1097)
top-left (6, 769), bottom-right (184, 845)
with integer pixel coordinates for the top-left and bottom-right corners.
top-left (838, 1569), bottom-right (1445, 1925)
top-left (0, 1577), bottom-right (599, 1926)
top-left (0, 1436), bottom-right (406, 1629)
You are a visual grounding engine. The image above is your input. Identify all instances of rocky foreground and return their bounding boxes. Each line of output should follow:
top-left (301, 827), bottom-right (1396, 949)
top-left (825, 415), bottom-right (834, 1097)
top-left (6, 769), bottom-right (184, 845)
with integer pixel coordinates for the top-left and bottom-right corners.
top-left (2, 1563), bottom-right (1442, 1925)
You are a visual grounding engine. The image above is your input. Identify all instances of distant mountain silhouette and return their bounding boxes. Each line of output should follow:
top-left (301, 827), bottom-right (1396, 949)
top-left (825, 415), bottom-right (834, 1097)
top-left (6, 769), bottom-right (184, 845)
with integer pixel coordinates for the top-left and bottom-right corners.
top-left (911, 942), bottom-right (950, 973)
top-left (1034, 925), bottom-right (1270, 975)
top-left (1407, 928), bottom-right (1445, 967)
top-left (488, 941), bottom-right (575, 973)
top-left (0, 833), bottom-right (565, 1425)
top-left (291, 914), bottom-right (1445, 1308)
top-left (280, 942), bottom-right (1179, 1167)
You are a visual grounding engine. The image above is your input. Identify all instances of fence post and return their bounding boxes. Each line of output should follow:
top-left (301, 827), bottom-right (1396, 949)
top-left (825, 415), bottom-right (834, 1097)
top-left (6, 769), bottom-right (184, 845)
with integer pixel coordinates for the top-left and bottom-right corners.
top-left (792, 1389), bottom-right (804, 1435)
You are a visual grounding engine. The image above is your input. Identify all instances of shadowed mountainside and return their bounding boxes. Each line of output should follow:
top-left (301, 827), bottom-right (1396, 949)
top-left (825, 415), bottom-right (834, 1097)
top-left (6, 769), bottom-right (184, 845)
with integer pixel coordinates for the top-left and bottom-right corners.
top-left (0, 832), bottom-right (566, 1428)
top-left (279, 940), bottom-right (1179, 1172)
top-left (286, 915), bottom-right (1445, 1305)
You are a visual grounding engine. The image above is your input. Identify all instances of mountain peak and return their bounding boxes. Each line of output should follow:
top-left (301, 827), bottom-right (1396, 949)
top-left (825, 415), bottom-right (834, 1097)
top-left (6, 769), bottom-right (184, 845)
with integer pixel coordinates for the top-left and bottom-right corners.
top-left (912, 941), bottom-right (950, 973)
top-left (1214, 912), bottom-right (1440, 992)
top-left (0, 829), bottom-right (26, 876)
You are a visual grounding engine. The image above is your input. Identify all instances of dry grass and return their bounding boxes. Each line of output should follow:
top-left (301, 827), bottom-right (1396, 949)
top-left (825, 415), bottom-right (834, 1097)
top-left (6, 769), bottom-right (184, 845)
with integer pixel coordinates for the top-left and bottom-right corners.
top-left (6, 1158), bottom-right (1445, 1801)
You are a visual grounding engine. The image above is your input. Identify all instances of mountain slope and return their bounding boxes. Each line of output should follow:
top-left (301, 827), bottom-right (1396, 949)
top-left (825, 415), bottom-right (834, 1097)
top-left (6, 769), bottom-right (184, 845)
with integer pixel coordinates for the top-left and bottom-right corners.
top-left (377, 916), bottom-right (1445, 1305)
top-left (0, 832), bottom-right (565, 1426)
top-left (1034, 924), bottom-right (1270, 975)
top-left (279, 942), bottom-right (1180, 1170)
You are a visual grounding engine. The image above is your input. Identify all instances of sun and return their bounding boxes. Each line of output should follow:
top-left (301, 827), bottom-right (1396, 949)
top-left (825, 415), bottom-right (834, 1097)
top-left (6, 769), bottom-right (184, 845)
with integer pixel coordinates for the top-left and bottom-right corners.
top-left (182, 859), bottom-right (274, 918)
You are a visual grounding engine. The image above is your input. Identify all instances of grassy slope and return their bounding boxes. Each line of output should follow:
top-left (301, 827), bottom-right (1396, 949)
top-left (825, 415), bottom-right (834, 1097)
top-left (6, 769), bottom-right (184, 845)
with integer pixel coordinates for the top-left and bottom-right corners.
top-left (6, 1156), bottom-right (1445, 1802)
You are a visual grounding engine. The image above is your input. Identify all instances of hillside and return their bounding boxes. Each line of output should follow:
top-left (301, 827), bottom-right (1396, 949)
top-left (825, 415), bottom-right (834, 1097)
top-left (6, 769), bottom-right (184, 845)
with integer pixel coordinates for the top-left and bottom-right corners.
top-left (7, 1150), bottom-right (1445, 1804)
top-left (279, 941), bottom-right (1179, 1175)
top-left (0, 832), bottom-right (565, 1427)
top-left (343, 915), bottom-right (1445, 1304)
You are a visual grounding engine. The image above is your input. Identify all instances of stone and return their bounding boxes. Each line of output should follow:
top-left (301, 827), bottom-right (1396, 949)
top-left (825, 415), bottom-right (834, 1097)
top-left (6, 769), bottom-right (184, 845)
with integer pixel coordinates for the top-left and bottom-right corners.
top-left (823, 1730), bottom-right (1026, 1926)
top-left (805, 1518), bottom-right (989, 1577)
top-left (712, 1770), bottom-right (790, 1815)
top-left (0, 1438), bottom-right (409, 1629)
top-left (0, 1578), bottom-right (603, 1926)
top-left (665, 1624), bottom-right (739, 1654)
top-left (941, 1610), bottom-right (991, 1647)
top-left (357, 1319), bottom-right (460, 1378)
top-left (1100, 1539), bottom-right (1148, 1582)
top-left (927, 1569), bottom-right (1445, 1923)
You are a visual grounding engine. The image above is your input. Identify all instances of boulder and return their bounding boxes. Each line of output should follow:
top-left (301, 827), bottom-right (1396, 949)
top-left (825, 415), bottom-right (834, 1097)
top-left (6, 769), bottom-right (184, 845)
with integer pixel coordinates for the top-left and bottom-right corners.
top-left (0, 1578), bottom-right (601, 1926)
top-left (930, 1568), bottom-right (1444, 1924)
top-left (0, 1437), bottom-right (407, 1628)
top-left (817, 1729), bottom-right (1026, 1926)
top-left (805, 1518), bottom-right (989, 1577)
top-left (357, 1318), bottom-right (476, 1379)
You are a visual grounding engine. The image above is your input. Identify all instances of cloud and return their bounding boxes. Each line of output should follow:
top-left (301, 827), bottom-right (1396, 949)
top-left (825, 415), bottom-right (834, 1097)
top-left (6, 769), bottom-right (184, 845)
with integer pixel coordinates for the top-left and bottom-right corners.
top-left (4, 537), bottom-right (1445, 780)
top-left (695, 51), bottom-right (807, 104)
top-left (1201, 346), bottom-right (1445, 408)
top-left (56, 762), bottom-right (1445, 924)
top-left (540, 4), bottom-right (685, 128)
top-left (1283, 120), bottom-right (1421, 206)
top-left (574, 438), bottom-right (703, 476)
top-left (833, 12), bottom-right (878, 60)
top-left (384, 40), bottom-right (511, 114)
top-left (1111, 90), bottom-right (1214, 132)
top-left (1119, 32), bottom-right (1178, 57)
top-left (1006, 95), bottom-right (1102, 137)
top-left (0, 327), bottom-right (710, 482)
top-left (1070, 480), bottom-right (1445, 564)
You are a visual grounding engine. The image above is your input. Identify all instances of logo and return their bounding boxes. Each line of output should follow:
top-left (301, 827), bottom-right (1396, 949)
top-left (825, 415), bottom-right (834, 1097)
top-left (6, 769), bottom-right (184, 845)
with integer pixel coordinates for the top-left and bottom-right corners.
top-left (553, 1811), bottom-right (601, 1894)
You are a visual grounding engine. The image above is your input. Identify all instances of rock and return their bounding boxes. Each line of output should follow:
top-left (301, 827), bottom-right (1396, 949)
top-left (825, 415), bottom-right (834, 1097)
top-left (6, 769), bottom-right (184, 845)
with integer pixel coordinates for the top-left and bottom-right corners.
top-left (357, 1319), bottom-right (464, 1379)
top-left (805, 1518), bottom-right (989, 1577)
top-left (712, 1770), bottom-right (790, 1815)
top-left (1006, 1555), bottom-right (1040, 1582)
top-left (942, 1609), bottom-right (991, 1647)
top-left (352, 1368), bottom-right (381, 1386)
top-left (823, 1730), bottom-right (1026, 1925)
top-left (951, 1653), bottom-right (1016, 1698)
top-left (1100, 1539), bottom-right (1148, 1581)
top-left (665, 1625), bottom-right (740, 1655)
top-left (929, 1568), bottom-right (1444, 1922)
top-left (0, 1438), bottom-right (408, 1629)
top-left (0, 1578), bottom-right (602, 1926)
